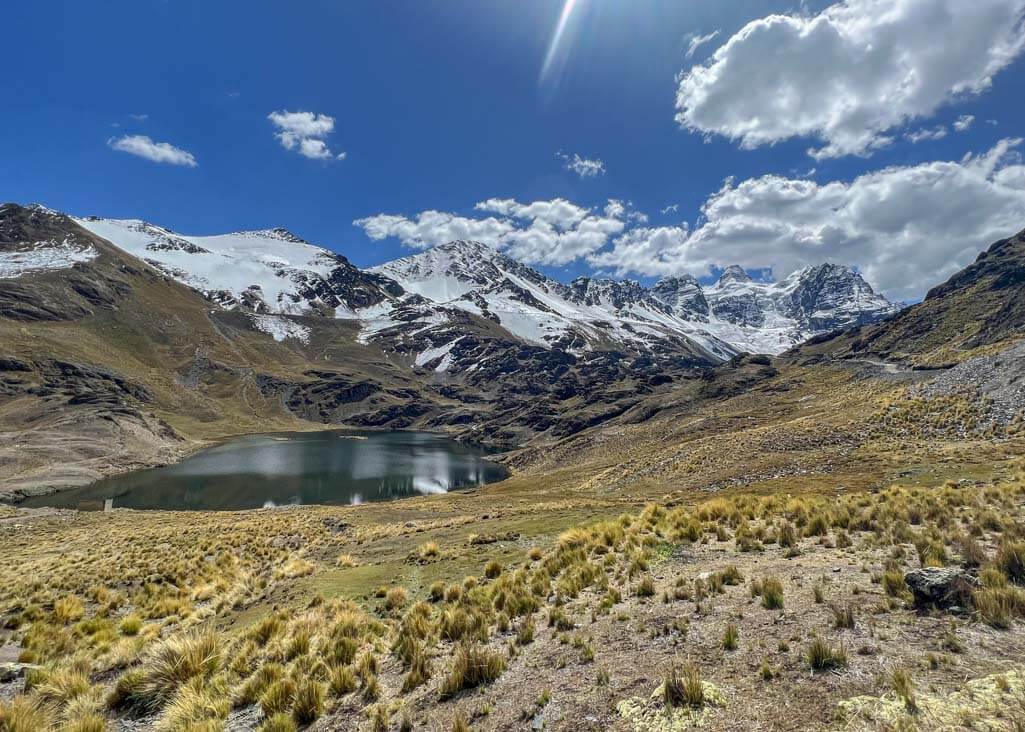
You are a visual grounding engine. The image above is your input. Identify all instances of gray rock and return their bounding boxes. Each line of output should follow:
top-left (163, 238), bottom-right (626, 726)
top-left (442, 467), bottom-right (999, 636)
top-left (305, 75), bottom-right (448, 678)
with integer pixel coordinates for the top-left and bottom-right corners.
top-left (905, 567), bottom-right (979, 610)
top-left (0, 662), bottom-right (38, 683)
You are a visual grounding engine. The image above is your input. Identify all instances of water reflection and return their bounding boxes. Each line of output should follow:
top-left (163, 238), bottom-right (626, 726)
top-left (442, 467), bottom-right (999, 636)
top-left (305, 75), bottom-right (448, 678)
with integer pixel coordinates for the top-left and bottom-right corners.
top-left (21, 430), bottom-right (509, 511)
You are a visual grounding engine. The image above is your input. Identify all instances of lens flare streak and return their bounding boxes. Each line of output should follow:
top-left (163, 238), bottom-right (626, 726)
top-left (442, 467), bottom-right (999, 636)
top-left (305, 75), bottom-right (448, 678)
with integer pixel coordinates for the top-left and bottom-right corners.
top-left (540, 0), bottom-right (580, 83)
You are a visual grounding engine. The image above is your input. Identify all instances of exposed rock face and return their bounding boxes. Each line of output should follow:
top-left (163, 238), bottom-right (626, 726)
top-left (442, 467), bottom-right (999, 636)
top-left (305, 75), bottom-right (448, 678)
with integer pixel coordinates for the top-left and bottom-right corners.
top-left (782, 263), bottom-right (898, 332)
top-left (905, 567), bottom-right (979, 610)
top-left (700, 263), bottom-right (899, 349)
top-left (567, 277), bottom-right (650, 311)
top-left (650, 275), bottom-right (709, 318)
top-left (789, 226), bottom-right (1025, 364)
top-left (369, 239), bottom-right (733, 364)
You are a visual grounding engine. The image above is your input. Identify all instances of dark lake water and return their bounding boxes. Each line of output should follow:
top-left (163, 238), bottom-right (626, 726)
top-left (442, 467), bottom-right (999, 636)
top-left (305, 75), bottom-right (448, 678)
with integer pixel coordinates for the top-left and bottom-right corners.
top-left (22, 430), bottom-right (509, 511)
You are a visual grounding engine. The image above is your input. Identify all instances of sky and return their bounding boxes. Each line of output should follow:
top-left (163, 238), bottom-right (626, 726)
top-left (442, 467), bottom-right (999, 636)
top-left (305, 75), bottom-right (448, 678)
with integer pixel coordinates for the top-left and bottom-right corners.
top-left (3, 0), bottom-right (1025, 301)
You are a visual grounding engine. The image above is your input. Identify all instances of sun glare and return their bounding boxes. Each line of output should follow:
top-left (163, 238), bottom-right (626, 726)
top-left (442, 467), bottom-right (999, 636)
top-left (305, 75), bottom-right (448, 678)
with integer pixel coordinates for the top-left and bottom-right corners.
top-left (540, 0), bottom-right (581, 84)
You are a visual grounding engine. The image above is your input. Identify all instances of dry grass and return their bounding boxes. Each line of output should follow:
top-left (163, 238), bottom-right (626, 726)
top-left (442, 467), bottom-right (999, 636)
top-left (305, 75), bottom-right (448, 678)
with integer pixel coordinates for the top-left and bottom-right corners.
top-left (4, 355), bottom-right (1025, 729)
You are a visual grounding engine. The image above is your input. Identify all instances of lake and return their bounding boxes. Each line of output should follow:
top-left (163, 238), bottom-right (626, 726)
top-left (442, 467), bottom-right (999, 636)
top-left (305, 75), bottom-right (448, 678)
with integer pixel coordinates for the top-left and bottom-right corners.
top-left (21, 430), bottom-right (509, 511)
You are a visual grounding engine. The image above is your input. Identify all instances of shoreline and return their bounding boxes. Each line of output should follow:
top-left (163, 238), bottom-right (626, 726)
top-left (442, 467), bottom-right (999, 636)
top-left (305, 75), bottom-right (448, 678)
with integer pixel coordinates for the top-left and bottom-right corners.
top-left (2, 423), bottom-right (517, 509)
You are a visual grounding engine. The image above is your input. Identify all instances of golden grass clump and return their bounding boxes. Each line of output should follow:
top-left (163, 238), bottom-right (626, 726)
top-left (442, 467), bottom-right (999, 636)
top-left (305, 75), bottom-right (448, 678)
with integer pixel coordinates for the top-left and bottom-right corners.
top-left (663, 664), bottom-right (704, 708)
top-left (292, 680), bottom-right (325, 725)
top-left (759, 577), bottom-right (785, 609)
top-left (336, 553), bottom-right (359, 568)
top-left (439, 643), bottom-right (506, 698)
top-left (53, 595), bottom-right (85, 624)
top-left (384, 586), bottom-right (408, 611)
top-left (259, 712), bottom-right (298, 732)
top-left (0, 695), bottom-right (56, 732)
top-left (110, 631), bottom-right (221, 714)
top-left (806, 637), bottom-right (847, 671)
top-left (259, 677), bottom-right (297, 717)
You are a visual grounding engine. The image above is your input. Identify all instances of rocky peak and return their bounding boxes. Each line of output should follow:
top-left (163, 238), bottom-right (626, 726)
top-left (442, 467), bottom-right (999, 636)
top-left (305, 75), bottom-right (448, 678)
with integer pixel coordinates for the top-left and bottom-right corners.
top-left (781, 263), bottom-right (897, 329)
top-left (650, 275), bottom-right (710, 317)
top-left (435, 240), bottom-right (499, 259)
top-left (264, 227), bottom-right (308, 244)
top-left (567, 276), bottom-right (648, 310)
top-left (716, 265), bottom-right (752, 287)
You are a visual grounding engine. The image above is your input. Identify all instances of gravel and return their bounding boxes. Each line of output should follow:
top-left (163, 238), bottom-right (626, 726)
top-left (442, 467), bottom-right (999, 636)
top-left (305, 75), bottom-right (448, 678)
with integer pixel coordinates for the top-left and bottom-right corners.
top-left (914, 340), bottom-right (1025, 426)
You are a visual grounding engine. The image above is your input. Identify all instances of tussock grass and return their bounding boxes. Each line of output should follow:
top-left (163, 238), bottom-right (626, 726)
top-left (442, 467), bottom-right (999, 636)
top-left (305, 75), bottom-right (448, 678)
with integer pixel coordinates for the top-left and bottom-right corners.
top-left (806, 637), bottom-right (847, 671)
top-left (439, 644), bottom-right (506, 698)
top-left (663, 664), bottom-right (704, 708)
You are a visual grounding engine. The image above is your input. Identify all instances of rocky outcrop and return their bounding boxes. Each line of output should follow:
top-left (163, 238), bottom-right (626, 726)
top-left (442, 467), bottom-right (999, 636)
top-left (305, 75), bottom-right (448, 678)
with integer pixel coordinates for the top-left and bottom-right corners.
top-left (905, 567), bottom-right (978, 611)
top-left (650, 275), bottom-right (709, 318)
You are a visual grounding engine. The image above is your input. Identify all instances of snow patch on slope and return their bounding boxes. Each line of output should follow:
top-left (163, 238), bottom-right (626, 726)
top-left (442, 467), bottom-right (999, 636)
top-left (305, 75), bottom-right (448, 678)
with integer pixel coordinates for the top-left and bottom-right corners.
top-left (415, 338), bottom-right (463, 371)
top-left (251, 315), bottom-right (311, 344)
top-left (0, 239), bottom-right (98, 279)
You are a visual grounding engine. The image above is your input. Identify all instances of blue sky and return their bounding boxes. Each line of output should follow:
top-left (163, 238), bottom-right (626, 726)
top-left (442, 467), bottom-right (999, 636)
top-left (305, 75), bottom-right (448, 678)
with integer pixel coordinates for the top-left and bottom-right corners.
top-left (3, 0), bottom-right (1025, 299)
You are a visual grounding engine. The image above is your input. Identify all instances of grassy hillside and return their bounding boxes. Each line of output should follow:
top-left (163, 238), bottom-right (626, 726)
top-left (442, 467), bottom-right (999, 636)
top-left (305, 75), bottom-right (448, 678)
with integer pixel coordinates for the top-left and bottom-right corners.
top-left (3, 339), bottom-right (1025, 729)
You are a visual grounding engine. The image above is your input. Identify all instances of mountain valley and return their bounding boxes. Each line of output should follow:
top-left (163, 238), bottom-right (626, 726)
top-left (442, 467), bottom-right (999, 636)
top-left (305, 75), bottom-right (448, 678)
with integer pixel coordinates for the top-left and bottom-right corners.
top-left (4, 203), bottom-right (1025, 732)
top-left (0, 203), bottom-right (902, 496)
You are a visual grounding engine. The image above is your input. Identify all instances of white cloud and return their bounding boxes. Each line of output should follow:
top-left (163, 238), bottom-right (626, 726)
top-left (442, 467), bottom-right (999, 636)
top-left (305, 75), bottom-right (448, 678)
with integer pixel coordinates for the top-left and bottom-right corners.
top-left (675, 0), bottom-right (1025, 159)
top-left (355, 197), bottom-right (628, 266)
top-left (268, 110), bottom-right (346, 161)
top-left (905, 125), bottom-right (948, 143)
top-left (685, 30), bottom-right (720, 59)
top-left (107, 135), bottom-right (197, 167)
top-left (556, 150), bottom-right (606, 178)
top-left (588, 139), bottom-right (1025, 301)
top-left (660, 204), bottom-right (680, 215)
top-left (954, 114), bottom-right (976, 132)
top-left (128, 113), bottom-right (148, 122)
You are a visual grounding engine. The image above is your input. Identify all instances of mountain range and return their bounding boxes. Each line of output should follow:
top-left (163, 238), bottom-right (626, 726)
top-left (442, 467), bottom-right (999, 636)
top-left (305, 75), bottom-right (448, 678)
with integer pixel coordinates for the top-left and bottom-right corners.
top-left (71, 212), bottom-right (899, 364)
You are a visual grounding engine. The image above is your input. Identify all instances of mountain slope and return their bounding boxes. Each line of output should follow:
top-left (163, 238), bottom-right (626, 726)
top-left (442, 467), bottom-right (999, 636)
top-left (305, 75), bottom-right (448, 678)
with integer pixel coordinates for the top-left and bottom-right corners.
top-left (75, 213), bottom-right (899, 360)
top-left (0, 205), bottom-right (442, 497)
top-left (673, 262), bottom-right (900, 354)
top-left (0, 203), bottom-right (911, 495)
top-left (74, 216), bottom-right (403, 316)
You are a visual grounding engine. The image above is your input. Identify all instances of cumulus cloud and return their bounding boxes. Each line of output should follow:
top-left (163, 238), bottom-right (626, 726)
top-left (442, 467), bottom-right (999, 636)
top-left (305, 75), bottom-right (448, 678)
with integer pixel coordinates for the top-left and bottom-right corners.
top-left (107, 135), bottom-right (197, 167)
top-left (955, 114), bottom-right (977, 132)
top-left (355, 197), bottom-right (627, 266)
top-left (588, 139), bottom-right (1025, 301)
top-left (556, 150), bottom-right (606, 178)
top-left (685, 30), bottom-right (720, 59)
top-left (675, 0), bottom-right (1025, 159)
top-left (268, 110), bottom-right (346, 161)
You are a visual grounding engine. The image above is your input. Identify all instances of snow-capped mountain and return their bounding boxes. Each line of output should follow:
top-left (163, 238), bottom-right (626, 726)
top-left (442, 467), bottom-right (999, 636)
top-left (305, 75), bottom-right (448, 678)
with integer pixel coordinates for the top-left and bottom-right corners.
top-left (74, 216), bottom-right (401, 316)
top-left (683, 262), bottom-right (901, 354)
top-left (369, 240), bottom-right (734, 361)
top-left (372, 241), bottom-right (898, 358)
top-left (67, 213), bottom-right (897, 363)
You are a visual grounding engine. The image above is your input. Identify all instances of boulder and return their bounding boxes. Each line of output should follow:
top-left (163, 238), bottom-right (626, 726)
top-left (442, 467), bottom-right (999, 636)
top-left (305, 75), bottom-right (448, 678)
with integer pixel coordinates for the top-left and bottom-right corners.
top-left (905, 567), bottom-right (979, 610)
